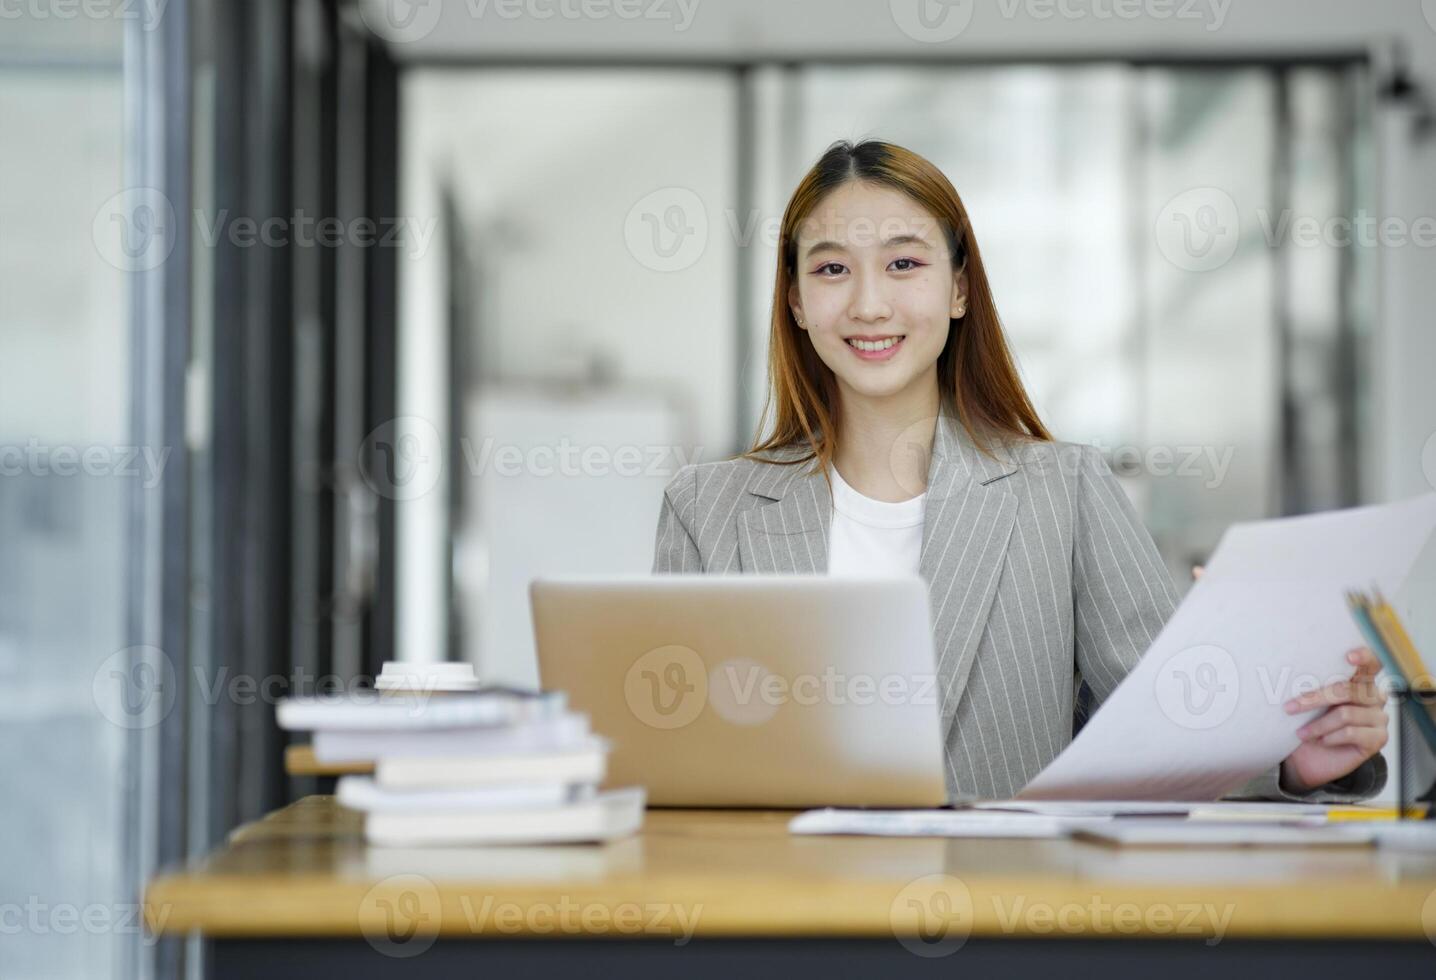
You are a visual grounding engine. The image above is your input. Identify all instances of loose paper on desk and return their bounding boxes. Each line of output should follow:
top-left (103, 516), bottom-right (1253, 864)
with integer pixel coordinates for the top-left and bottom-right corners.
top-left (788, 808), bottom-right (1078, 839)
top-left (1018, 493), bottom-right (1436, 802)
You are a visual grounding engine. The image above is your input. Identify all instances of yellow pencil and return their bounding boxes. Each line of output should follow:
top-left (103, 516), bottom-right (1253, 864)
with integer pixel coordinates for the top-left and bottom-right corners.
top-left (1325, 805), bottom-right (1428, 822)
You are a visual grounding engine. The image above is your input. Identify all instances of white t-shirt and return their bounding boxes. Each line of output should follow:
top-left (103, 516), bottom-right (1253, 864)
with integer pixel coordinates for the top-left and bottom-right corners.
top-left (826, 465), bottom-right (926, 577)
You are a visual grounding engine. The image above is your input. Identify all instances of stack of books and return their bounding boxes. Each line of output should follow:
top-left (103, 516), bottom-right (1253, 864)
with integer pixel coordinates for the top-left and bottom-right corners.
top-left (276, 672), bottom-right (644, 846)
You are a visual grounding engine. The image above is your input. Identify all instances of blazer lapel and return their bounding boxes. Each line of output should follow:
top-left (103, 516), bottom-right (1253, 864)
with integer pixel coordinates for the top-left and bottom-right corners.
top-left (736, 453), bottom-right (831, 574)
top-left (918, 416), bottom-right (1021, 737)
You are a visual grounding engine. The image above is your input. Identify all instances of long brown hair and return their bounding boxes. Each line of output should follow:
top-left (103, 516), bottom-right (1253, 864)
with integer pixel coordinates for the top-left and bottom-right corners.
top-left (746, 139), bottom-right (1051, 472)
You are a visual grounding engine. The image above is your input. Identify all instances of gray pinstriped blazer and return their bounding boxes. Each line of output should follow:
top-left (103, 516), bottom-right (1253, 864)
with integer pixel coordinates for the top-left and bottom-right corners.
top-left (652, 413), bottom-right (1384, 803)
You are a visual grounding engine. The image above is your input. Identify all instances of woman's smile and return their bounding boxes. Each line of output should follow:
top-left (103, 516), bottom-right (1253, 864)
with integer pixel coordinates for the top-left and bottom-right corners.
top-left (844, 333), bottom-right (906, 361)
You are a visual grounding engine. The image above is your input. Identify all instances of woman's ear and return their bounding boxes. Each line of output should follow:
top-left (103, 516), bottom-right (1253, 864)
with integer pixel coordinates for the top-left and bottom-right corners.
top-left (951, 268), bottom-right (969, 320)
top-left (788, 282), bottom-right (807, 331)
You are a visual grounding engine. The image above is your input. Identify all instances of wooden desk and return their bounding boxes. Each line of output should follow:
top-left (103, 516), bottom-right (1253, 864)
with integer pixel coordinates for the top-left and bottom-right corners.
top-left (147, 796), bottom-right (1436, 979)
top-left (283, 744), bottom-right (373, 777)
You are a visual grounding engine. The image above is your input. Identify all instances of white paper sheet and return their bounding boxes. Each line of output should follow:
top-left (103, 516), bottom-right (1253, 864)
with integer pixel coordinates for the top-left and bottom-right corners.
top-left (788, 808), bottom-right (1084, 838)
top-left (1017, 493), bottom-right (1436, 802)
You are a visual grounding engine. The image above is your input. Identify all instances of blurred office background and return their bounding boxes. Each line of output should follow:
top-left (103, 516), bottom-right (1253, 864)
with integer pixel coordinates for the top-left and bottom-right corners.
top-left (4, 1), bottom-right (1436, 977)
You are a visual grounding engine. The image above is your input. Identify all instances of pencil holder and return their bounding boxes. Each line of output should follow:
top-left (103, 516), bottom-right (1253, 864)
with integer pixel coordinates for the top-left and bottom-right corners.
top-left (1389, 685), bottom-right (1436, 820)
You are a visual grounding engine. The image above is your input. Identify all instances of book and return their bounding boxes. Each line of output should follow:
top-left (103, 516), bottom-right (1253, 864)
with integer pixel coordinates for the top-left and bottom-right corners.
top-left (363, 787), bottom-right (647, 847)
top-left (276, 688), bottom-right (567, 732)
top-left (313, 713), bottom-right (592, 763)
top-left (336, 775), bottom-right (589, 813)
top-left (374, 739), bottom-right (609, 789)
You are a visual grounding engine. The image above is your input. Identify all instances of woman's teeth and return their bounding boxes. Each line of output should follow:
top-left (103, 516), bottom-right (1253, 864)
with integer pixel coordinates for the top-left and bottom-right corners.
top-left (846, 336), bottom-right (903, 352)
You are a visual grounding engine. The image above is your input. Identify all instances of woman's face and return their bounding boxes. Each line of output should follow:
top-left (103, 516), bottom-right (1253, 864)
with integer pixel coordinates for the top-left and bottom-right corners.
top-left (788, 181), bottom-right (967, 407)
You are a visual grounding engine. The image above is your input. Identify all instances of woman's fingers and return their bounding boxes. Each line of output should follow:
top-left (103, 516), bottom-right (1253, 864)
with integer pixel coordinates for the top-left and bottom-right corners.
top-left (1296, 704), bottom-right (1388, 740)
top-left (1346, 646), bottom-right (1382, 677)
top-left (1318, 723), bottom-right (1389, 753)
top-left (1284, 648), bottom-right (1388, 714)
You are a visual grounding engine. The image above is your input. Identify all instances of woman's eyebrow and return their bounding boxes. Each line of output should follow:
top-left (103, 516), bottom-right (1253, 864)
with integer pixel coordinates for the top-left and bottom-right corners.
top-left (803, 233), bottom-right (934, 259)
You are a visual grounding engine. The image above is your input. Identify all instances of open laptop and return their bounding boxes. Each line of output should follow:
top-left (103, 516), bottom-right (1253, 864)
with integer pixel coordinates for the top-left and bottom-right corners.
top-left (531, 575), bottom-right (948, 807)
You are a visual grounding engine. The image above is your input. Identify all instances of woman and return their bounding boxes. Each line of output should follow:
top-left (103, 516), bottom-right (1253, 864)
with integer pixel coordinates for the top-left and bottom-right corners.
top-left (652, 139), bottom-right (1387, 802)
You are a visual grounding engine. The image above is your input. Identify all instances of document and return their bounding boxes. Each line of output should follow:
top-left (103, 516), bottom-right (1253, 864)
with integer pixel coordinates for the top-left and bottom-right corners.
top-left (1018, 493), bottom-right (1436, 801)
top-left (788, 808), bottom-right (1080, 838)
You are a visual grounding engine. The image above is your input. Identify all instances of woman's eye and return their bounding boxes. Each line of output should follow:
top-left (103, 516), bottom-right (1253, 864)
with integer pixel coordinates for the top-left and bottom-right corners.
top-left (813, 262), bottom-right (846, 276)
top-left (890, 258), bottom-right (925, 272)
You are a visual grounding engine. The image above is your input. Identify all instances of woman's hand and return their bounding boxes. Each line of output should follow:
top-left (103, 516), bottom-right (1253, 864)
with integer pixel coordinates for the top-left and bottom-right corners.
top-left (1278, 646), bottom-right (1389, 793)
top-left (1189, 567), bottom-right (1389, 793)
